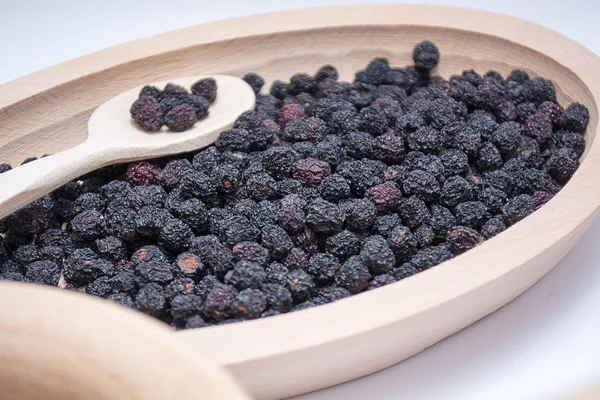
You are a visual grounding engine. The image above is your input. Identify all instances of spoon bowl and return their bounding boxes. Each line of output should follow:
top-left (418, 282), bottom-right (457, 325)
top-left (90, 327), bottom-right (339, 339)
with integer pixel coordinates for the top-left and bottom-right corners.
top-left (87, 75), bottom-right (255, 157)
top-left (0, 74), bottom-right (255, 218)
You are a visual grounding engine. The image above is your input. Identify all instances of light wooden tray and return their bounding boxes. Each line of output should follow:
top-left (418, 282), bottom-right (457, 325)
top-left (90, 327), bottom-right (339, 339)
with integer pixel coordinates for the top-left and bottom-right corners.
top-left (1, 5), bottom-right (600, 400)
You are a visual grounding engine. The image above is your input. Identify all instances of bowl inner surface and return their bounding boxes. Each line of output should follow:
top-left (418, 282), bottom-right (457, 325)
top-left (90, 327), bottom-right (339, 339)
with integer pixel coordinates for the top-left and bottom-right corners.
top-left (0, 25), bottom-right (596, 165)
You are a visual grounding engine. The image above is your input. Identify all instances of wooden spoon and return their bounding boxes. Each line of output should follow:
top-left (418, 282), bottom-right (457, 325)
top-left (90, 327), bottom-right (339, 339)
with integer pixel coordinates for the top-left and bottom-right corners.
top-left (0, 75), bottom-right (255, 219)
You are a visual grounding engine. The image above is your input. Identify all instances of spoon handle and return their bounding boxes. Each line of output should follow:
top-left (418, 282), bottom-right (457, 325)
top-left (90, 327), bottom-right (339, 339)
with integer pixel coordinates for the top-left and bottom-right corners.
top-left (0, 141), bottom-right (107, 220)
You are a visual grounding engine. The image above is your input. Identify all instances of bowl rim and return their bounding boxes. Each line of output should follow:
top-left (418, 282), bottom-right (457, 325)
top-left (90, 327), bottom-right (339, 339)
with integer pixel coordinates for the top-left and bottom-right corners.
top-left (2, 4), bottom-right (600, 399)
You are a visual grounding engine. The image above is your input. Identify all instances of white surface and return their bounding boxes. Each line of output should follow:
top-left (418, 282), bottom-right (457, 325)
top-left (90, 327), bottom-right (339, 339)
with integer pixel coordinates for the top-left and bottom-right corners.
top-left (1, 1), bottom-right (599, 399)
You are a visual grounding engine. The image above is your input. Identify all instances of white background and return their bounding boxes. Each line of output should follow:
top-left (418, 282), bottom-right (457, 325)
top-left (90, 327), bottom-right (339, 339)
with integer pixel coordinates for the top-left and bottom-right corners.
top-left (1, 1), bottom-right (600, 399)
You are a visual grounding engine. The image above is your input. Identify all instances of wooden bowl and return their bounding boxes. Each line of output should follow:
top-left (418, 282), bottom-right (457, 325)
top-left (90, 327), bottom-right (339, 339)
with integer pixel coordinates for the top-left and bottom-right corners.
top-left (1, 4), bottom-right (600, 400)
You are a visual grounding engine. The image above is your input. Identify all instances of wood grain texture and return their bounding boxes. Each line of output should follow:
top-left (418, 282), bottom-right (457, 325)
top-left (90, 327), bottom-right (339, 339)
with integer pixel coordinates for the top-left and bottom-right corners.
top-left (1, 5), bottom-right (600, 400)
top-left (0, 75), bottom-right (254, 219)
top-left (0, 282), bottom-right (251, 400)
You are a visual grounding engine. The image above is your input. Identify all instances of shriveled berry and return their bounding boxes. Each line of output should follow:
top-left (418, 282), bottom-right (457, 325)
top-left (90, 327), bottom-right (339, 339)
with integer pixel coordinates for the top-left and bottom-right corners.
top-left (545, 152), bottom-right (578, 184)
top-left (410, 245), bottom-right (453, 270)
top-left (261, 225), bottom-right (294, 260)
top-left (286, 269), bottom-right (316, 302)
top-left (344, 131), bottom-right (374, 159)
top-left (70, 210), bottom-right (106, 241)
top-left (292, 158), bottom-right (330, 185)
top-left (136, 283), bottom-right (166, 317)
top-left (361, 235), bottom-right (395, 275)
top-left (96, 236), bottom-right (128, 262)
top-left (454, 201), bottom-right (489, 227)
top-left (335, 256), bottom-right (371, 294)
top-left (524, 113), bottom-right (553, 143)
top-left (387, 225), bottom-right (417, 260)
top-left (364, 181), bottom-right (402, 212)
top-left (231, 289), bottom-right (267, 319)
top-left (263, 146), bottom-right (299, 179)
top-left (532, 190), bottom-right (553, 210)
top-left (481, 217), bottom-right (506, 238)
top-left (130, 96), bottom-right (164, 131)
top-left (202, 284), bottom-right (237, 321)
top-left (289, 73), bottom-right (318, 95)
top-left (158, 219), bottom-right (193, 252)
top-left (447, 226), bottom-right (484, 255)
top-left (110, 270), bottom-right (136, 295)
top-left (164, 104), bottom-right (198, 132)
top-left (478, 187), bottom-right (507, 213)
top-left (25, 260), bottom-right (60, 286)
top-left (280, 103), bottom-right (306, 127)
top-left (191, 78), bottom-right (217, 103)
top-left (171, 294), bottom-right (203, 322)
top-left (86, 276), bottom-right (113, 297)
top-left (503, 194), bottom-right (534, 226)
top-left (338, 160), bottom-right (382, 195)
top-left (345, 199), bottom-right (377, 231)
top-left (243, 72), bottom-right (265, 94)
top-left (224, 261), bottom-right (266, 290)
top-left (413, 40), bottom-right (440, 71)
top-left (292, 228), bottom-right (319, 254)
top-left (530, 77), bottom-right (556, 104)
top-left (326, 230), bottom-right (361, 261)
top-left (397, 195), bottom-right (431, 229)
top-left (306, 199), bottom-right (344, 234)
top-left (307, 253), bottom-right (340, 285)
top-left (562, 102), bottom-right (590, 133)
top-left (373, 133), bottom-right (405, 164)
top-left (408, 126), bottom-right (442, 154)
top-left (127, 162), bottom-right (161, 186)
top-left (358, 106), bottom-right (389, 136)
top-left (283, 117), bottom-right (326, 143)
top-left (135, 260), bottom-right (174, 285)
top-left (232, 241), bottom-right (270, 266)
top-left (64, 248), bottom-right (114, 286)
top-left (320, 174), bottom-right (350, 202)
top-left (537, 101), bottom-right (563, 125)
top-left (262, 283), bottom-right (293, 312)
top-left (175, 253), bottom-right (204, 277)
top-left (272, 243), bottom-right (304, 269)
top-left (476, 143), bottom-right (503, 171)
top-left (402, 170), bottom-right (440, 201)
top-left (441, 176), bottom-right (472, 207)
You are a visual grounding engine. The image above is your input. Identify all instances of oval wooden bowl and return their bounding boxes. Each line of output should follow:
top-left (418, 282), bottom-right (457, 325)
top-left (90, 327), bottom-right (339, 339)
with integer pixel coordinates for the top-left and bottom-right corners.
top-left (1, 4), bottom-right (600, 400)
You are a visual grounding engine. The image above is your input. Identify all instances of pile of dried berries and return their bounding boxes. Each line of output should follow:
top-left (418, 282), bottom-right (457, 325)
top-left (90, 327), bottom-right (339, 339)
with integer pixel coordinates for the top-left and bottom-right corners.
top-left (0, 41), bottom-right (589, 330)
top-left (130, 78), bottom-right (218, 132)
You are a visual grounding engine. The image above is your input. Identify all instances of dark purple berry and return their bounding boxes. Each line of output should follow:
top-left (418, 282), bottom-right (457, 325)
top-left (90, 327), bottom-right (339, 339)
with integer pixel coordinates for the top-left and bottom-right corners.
top-left (447, 226), bottom-right (484, 255)
top-left (360, 235), bottom-right (395, 275)
top-left (243, 72), bottom-right (265, 94)
top-left (292, 158), bottom-right (330, 185)
top-left (412, 40), bottom-right (440, 71)
top-left (561, 102), bottom-right (589, 133)
top-left (127, 162), bottom-right (161, 186)
top-left (286, 269), bottom-right (315, 302)
top-left (191, 78), bottom-right (217, 103)
top-left (164, 104), bottom-right (198, 132)
top-left (130, 96), bottom-right (164, 131)
top-left (335, 256), bottom-right (371, 294)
